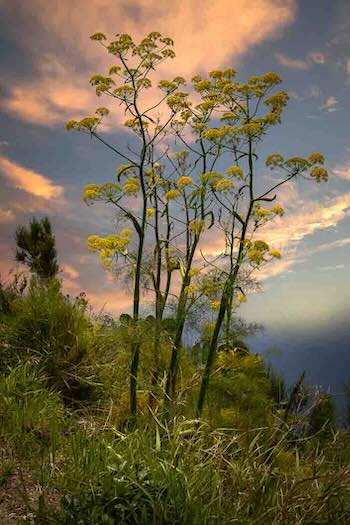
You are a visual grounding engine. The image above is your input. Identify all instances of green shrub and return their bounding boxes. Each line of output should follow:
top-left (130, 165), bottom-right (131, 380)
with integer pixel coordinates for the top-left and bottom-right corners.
top-left (0, 280), bottom-right (92, 403)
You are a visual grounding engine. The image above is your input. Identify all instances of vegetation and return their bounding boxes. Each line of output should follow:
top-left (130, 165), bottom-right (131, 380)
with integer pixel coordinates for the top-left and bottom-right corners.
top-left (1, 31), bottom-right (349, 524)
top-left (15, 217), bottom-right (59, 283)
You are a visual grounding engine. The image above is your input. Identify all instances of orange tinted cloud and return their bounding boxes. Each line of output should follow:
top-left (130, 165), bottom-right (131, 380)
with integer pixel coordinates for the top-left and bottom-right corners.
top-left (1, 0), bottom-right (296, 127)
top-left (0, 156), bottom-right (64, 199)
top-left (86, 289), bottom-right (132, 315)
top-left (61, 263), bottom-right (80, 280)
top-left (0, 208), bottom-right (15, 223)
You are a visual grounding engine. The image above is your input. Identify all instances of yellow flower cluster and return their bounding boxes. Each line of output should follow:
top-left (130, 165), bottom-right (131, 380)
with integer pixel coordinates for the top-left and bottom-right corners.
top-left (123, 177), bottom-right (140, 194)
top-left (146, 208), bottom-right (156, 219)
top-left (211, 178), bottom-right (234, 192)
top-left (184, 284), bottom-right (200, 295)
top-left (83, 184), bottom-right (100, 202)
top-left (83, 182), bottom-right (121, 203)
top-left (308, 152), bottom-right (325, 165)
top-left (87, 229), bottom-right (132, 269)
top-left (271, 205), bottom-right (285, 216)
top-left (165, 189), bottom-right (181, 200)
top-left (226, 166), bottom-right (243, 178)
top-left (210, 300), bottom-right (221, 311)
top-left (189, 219), bottom-right (205, 235)
top-left (200, 171), bottom-right (222, 184)
top-left (310, 166), bottom-right (328, 182)
top-left (265, 153), bottom-right (284, 168)
top-left (255, 207), bottom-right (272, 218)
top-left (188, 268), bottom-right (201, 277)
top-left (247, 240), bottom-right (270, 265)
top-left (177, 176), bottom-right (193, 189)
top-left (269, 249), bottom-right (281, 259)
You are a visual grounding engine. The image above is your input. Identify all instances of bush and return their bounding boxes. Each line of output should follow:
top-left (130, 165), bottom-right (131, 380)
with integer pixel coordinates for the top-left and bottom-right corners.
top-left (0, 280), bottom-right (92, 403)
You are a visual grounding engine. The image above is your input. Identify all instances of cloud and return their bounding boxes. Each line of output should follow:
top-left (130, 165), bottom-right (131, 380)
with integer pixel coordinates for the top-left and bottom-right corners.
top-left (319, 96), bottom-right (339, 112)
top-left (199, 187), bottom-right (350, 282)
top-left (347, 58), bottom-right (350, 75)
top-left (262, 192), bottom-right (350, 246)
top-left (86, 289), bottom-right (132, 315)
top-left (1, 0), bottom-right (296, 127)
top-left (333, 164), bottom-right (350, 181)
top-left (275, 52), bottom-right (310, 70)
top-left (0, 156), bottom-right (64, 199)
top-left (0, 208), bottom-right (15, 224)
top-left (61, 263), bottom-right (80, 280)
top-left (315, 237), bottom-right (350, 252)
top-left (309, 52), bottom-right (325, 64)
top-left (320, 264), bottom-right (345, 271)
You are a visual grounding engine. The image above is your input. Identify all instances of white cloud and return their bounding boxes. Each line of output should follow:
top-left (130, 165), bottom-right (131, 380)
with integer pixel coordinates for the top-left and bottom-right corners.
top-left (333, 164), bottom-right (350, 181)
top-left (309, 52), bottom-right (325, 64)
top-left (275, 52), bottom-right (310, 70)
top-left (319, 96), bottom-right (339, 112)
top-left (315, 237), bottom-right (350, 252)
top-left (320, 264), bottom-right (345, 271)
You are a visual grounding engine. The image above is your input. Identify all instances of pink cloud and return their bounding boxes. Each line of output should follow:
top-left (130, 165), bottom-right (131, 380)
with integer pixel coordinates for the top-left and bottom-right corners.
top-left (1, 0), bottom-right (296, 127)
top-left (0, 156), bottom-right (64, 199)
top-left (0, 208), bottom-right (15, 224)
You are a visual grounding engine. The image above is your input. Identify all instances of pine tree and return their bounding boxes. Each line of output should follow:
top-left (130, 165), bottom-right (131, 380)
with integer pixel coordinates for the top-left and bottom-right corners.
top-left (15, 217), bottom-right (59, 283)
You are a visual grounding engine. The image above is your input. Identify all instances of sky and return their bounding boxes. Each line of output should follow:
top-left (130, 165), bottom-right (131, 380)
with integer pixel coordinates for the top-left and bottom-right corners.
top-left (0, 0), bottom-right (350, 402)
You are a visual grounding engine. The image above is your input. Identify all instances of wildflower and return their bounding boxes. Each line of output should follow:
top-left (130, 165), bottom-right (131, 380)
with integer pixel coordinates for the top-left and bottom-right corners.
top-left (269, 249), bottom-right (281, 258)
top-left (209, 70), bottom-right (224, 79)
top-left (202, 128), bottom-right (222, 140)
top-left (226, 166), bottom-right (243, 178)
top-left (165, 189), bottom-right (181, 200)
top-left (271, 205), bottom-right (285, 216)
top-left (95, 107), bottom-right (109, 116)
top-left (310, 166), bottom-right (328, 182)
top-left (247, 249), bottom-right (265, 264)
top-left (171, 150), bottom-right (189, 161)
top-left (210, 300), bottom-right (221, 310)
top-left (253, 240), bottom-right (270, 252)
top-left (255, 207), bottom-right (272, 218)
top-left (265, 153), bottom-right (284, 168)
top-left (200, 171), bottom-right (222, 184)
top-left (123, 177), bottom-right (140, 194)
top-left (285, 157), bottom-right (309, 171)
top-left (308, 152), bottom-right (325, 165)
top-left (83, 184), bottom-right (100, 202)
top-left (211, 178), bottom-right (234, 192)
top-left (146, 208), bottom-right (156, 219)
top-left (185, 284), bottom-right (199, 294)
top-left (237, 293), bottom-right (247, 303)
top-left (177, 176), bottom-right (193, 189)
top-left (87, 229), bottom-right (132, 269)
top-left (189, 219), bottom-right (205, 235)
